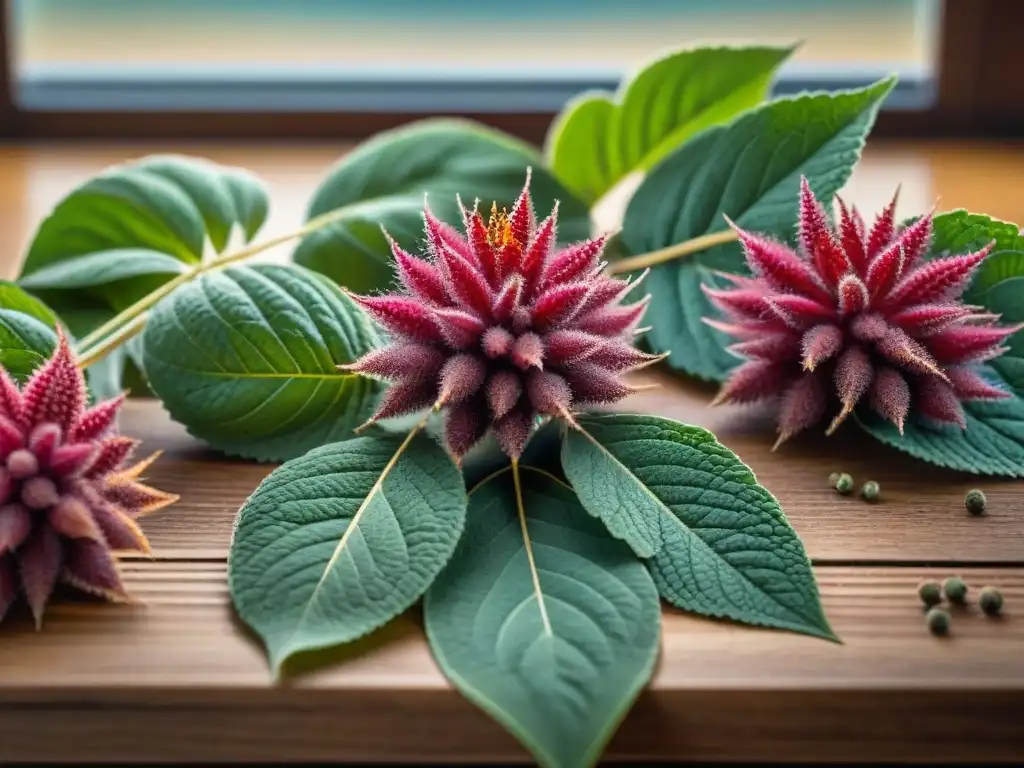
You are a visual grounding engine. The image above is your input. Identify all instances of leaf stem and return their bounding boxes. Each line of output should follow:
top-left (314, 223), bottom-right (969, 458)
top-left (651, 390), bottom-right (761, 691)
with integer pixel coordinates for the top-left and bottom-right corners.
top-left (75, 205), bottom-right (356, 354)
top-left (75, 313), bottom-right (147, 370)
top-left (511, 458), bottom-right (552, 636)
top-left (606, 229), bottom-right (739, 275)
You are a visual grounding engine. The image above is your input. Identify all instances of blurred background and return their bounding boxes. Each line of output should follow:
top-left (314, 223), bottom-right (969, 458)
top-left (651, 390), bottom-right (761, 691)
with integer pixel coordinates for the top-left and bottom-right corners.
top-left (10, 0), bottom-right (938, 113)
top-left (4, 0), bottom-right (1021, 140)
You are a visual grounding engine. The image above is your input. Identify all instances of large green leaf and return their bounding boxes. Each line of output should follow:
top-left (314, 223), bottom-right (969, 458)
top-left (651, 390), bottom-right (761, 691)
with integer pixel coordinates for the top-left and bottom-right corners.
top-left (621, 77), bottom-right (895, 381)
top-left (562, 413), bottom-right (835, 640)
top-left (18, 154), bottom-right (269, 395)
top-left (425, 467), bottom-right (660, 768)
top-left (545, 45), bottom-right (794, 206)
top-left (21, 154), bottom-right (269, 275)
top-left (855, 211), bottom-right (1024, 476)
top-left (18, 248), bottom-right (188, 291)
top-left (857, 384), bottom-right (1024, 478)
top-left (142, 263), bottom-right (381, 462)
top-left (0, 282), bottom-right (59, 381)
top-left (291, 119), bottom-right (591, 294)
top-left (230, 430), bottom-right (466, 676)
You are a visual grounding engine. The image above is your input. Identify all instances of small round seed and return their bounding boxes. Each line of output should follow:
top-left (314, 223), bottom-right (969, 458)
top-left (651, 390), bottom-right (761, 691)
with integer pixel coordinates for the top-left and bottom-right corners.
top-left (926, 607), bottom-right (951, 636)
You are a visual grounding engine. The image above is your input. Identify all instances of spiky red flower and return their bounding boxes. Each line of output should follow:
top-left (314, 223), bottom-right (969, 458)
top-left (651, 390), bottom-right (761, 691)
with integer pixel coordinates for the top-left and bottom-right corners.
top-left (0, 333), bottom-right (178, 627)
top-left (706, 177), bottom-right (1021, 447)
top-left (346, 170), bottom-right (657, 458)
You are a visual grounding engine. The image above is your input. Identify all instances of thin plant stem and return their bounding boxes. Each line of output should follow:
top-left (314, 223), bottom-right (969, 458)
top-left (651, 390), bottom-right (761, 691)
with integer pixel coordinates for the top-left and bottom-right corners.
top-left (607, 229), bottom-right (738, 275)
top-left (76, 205), bottom-right (355, 352)
top-left (76, 313), bottom-right (147, 369)
top-left (511, 457), bottom-right (552, 635)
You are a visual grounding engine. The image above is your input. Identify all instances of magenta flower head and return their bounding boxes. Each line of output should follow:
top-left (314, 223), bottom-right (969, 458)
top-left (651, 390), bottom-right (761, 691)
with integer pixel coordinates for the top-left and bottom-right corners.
top-left (705, 177), bottom-right (1021, 448)
top-left (345, 170), bottom-right (658, 458)
top-left (0, 333), bottom-right (178, 627)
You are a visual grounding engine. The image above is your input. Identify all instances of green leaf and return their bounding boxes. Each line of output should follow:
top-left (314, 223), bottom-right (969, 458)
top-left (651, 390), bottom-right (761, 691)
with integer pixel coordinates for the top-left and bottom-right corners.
top-left (229, 430), bottom-right (467, 675)
top-left (426, 467), bottom-right (659, 768)
top-left (18, 248), bottom-right (188, 291)
top-left (142, 263), bottom-right (381, 462)
top-left (545, 45), bottom-right (794, 205)
top-left (18, 155), bottom-right (269, 351)
top-left (854, 211), bottom-right (1024, 476)
top-left (0, 282), bottom-right (58, 381)
top-left (292, 118), bottom-right (591, 294)
top-left (561, 413), bottom-right (836, 641)
top-left (621, 77), bottom-right (896, 381)
top-left (856, 381), bottom-right (1024, 478)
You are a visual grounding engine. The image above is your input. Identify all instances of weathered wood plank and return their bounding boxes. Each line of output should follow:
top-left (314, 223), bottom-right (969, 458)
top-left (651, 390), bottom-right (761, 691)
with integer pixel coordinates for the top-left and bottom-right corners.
top-left (0, 562), bottom-right (1020, 762)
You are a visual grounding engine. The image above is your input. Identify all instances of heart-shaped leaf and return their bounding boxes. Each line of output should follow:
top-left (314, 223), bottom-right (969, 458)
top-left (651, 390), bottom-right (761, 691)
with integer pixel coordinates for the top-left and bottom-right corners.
top-left (230, 430), bottom-right (467, 675)
top-left (621, 77), bottom-right (895, 381)
top-left (291, 119), bottom-right (591, 294)
top-left (425, 466), bottom-right (660, 768)
top-left (546, 45), bottom-right (794, 206)
top-left (19, 154), bottom-right (270, 395)
top-left (855, 211), bottom-right (1024, 476)
top-left (0, 282), bottom-right (59, 381)
top-left (142, 263), bottom-right (381, 462)
top-left (561, 413), bottom-right (836, 641)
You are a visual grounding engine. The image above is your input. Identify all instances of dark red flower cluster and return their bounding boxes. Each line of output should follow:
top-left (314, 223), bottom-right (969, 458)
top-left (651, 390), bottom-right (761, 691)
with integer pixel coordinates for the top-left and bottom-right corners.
top-left (0, 334), bottom-right (177, 627)
top-left (347, 172), bottom-right (657, 458)
top-left (706, 178), bottom-right (1020, 447)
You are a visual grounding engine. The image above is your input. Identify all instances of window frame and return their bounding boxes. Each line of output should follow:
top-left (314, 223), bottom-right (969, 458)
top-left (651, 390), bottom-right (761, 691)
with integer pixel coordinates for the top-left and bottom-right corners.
top-left (1, 0), bottom-right (1020, 142)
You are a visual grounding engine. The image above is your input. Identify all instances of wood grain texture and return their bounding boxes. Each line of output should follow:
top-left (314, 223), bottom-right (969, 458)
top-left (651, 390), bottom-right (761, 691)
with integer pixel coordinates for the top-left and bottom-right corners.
top-left (0, 562), bottom-right (1021, 763)
top-left (0, 143), bottom-right (1022, 763)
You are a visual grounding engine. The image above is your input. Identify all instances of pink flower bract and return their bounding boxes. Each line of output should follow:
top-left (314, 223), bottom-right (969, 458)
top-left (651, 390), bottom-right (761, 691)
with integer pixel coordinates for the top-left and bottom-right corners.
top-left (346, 170), bottom-right (657, 458)
top-left (0, 333), bottom-right (178, 627)
top-left (706, 177), bottom-right (1021, 448)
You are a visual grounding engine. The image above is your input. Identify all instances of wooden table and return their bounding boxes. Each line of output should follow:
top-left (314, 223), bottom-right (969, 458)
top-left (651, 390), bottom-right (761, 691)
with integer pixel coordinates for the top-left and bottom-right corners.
top-left (0, 141), bottom-right (1022, 764)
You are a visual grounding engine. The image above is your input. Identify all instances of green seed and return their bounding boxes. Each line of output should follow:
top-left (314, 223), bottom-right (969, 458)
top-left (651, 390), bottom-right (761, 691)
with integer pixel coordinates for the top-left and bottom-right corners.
top-left (964, 489), bottom-right (987, 516)
top-left (861, 480), bottom-right (880, 502)
top-left (835, 473), bottom-right (854, 495)
top-left (943, 576), bottom-right (968, 605)
top-left (828, 472), bottom-right (840, 488)
top-left (979, 586), bottom-right (1003, 616)
top-left (926, 607), bottom-right (951, 636)
top-left (917, 581), bottom-right (942, 608)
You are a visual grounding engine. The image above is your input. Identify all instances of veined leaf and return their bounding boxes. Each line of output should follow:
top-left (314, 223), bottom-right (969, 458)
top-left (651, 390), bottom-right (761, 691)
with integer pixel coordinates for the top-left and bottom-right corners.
top-left (142, 263), bottom-right (381, 462)
top-left (425, 466), bottom-right (660, 768)
top-left (230, 430), bottom-right (466, 675)
top-left (22, 154), bottom-right (269, 274)
top-left (18, 154), bottom-right (269, 396)
top-left (561, 413), bottom-right (835, 641)
top-left (18, 248), bottom-right (188, 291)
top-left (855, 211), bottom-right (1024, 476)
top-left (621, 77), bottom-right (895, 381)
top-left (857, 382), bottom-right (1024, 478)
top-left (0, 282), bottom-right (58, 381)
top-left (546, 45), bottom-right (794, 205)
top-left (292, 119), bottom-right (590, 294)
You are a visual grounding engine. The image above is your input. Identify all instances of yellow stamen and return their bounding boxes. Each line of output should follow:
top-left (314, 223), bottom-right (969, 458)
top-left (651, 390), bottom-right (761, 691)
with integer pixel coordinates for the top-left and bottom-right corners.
top-left (486, 202), bottom-right (517, 249)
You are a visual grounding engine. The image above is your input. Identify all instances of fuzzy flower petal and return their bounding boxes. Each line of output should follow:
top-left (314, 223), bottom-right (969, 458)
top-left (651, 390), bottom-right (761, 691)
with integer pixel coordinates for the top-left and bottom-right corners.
top-left (348, 174), bottom-right (647, 457)
top-left (708, 177), bottom-right (1014, 443)
top-left (0, 338), bottom-right (177, 625)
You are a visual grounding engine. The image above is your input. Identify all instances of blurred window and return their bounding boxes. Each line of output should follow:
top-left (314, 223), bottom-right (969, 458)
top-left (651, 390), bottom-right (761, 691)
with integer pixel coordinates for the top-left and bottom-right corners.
top-left (11, 0), bottom-right (940, 112)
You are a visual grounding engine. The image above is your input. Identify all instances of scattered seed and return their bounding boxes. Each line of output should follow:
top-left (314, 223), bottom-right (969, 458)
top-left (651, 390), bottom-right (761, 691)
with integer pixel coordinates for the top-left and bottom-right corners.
top-left (861, 480), bottom-right (880, 502)
top-left (926, 607), bottom-right (951, 636)
top-left (917, 580), bottom-right (942, 608)
top-left (979, 586), bottom-right (1004, 616)
top-left (964, 489), bottom-right (987, 516)
top-left (835, 473), bottom-right (854, 495)
top-left (828, 472), bottom-right (840, 488)
top-left (943, 576), bottom-right (968, 605)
